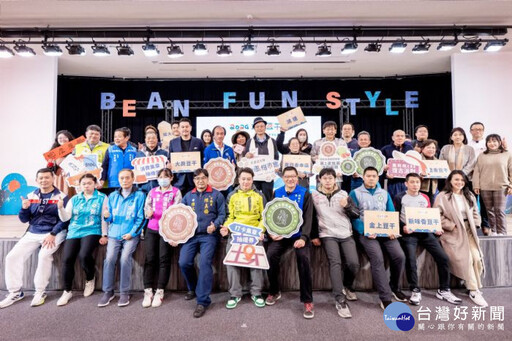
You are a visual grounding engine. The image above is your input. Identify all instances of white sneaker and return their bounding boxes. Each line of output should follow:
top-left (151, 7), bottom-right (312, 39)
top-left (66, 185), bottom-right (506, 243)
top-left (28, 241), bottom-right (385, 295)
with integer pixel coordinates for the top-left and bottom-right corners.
top-left (57, 291), bottom-right (73, 306)
top-left (469, 290), bottom-right (488, 307)
top-left (31, 291), bottom-right (47, 307)
top-left (409, 290), bottom-right (422, 305)
top-left (342, 288), bottom-right (358, 301)
top-left (436, 289), bottom-right (462, 305)
top-left (152, 289), bottom-right (164, 308)
top-left (142, 288), bottom-right (153, 308)
top-left (84, 278), bottom-right (95, 297)
top-left (0, 291), bottom-right (25, 309)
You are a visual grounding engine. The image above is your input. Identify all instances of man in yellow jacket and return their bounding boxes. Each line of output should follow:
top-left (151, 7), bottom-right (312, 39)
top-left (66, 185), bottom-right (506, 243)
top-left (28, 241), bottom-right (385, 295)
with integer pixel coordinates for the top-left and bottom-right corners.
top-left (74, 125), bottom-right (109, 188)
top-left (220, 167), bottom-right (266, 309)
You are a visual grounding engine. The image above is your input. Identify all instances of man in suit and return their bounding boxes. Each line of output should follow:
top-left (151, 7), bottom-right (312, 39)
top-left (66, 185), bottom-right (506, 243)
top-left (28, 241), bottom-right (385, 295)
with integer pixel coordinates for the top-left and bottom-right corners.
top-left (168, 118), bottom-right (205, 196)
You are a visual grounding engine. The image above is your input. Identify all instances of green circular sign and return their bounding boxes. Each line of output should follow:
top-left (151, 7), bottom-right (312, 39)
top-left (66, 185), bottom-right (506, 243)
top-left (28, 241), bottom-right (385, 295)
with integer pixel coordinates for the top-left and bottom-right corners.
top-left (340, 158), bottom-right (357, 175)
top-left (353, 147), bottom-right (386, 176)
top-left (263, 198), bottom-right (303, 238)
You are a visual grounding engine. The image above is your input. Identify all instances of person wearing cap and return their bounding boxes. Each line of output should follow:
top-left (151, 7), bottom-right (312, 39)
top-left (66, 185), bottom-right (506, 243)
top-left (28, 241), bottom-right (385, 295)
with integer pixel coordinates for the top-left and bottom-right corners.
top-left (243, 117), bottom-right (279, 201)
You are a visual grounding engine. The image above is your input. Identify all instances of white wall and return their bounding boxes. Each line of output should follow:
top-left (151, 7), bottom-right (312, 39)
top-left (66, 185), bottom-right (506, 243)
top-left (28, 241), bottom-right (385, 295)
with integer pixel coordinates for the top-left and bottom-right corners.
top-left (452, 52), bottom-right (512, 143)
top-left (0, 57), bottom-right (58, 185)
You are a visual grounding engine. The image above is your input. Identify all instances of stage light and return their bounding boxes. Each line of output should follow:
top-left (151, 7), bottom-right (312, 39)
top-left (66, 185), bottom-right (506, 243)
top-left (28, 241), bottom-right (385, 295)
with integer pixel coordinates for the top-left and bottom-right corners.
top-left (291, 42), bottom-right (306, 58)
top-left (167, 44), bottom-right (184, 58)
top-left (412, 41), bottom-right (430, 54)
top-left (266, 41), bottom-right (281, 56)
top-left (14, 42), bottom-right (36, 57)
top-left (92, 44), bottom-right (110, 56)
top-left (0, 44), bottom-right (15, 58)
top-left (116, 43), bottom-right (134, 56)
top-left (460, 41), bottom-right (481, 53)
top-left (437, 40), bottom-right (457, 51)
top-left (364, 42), bottom-right (381, 52)
top-left (142, 42), bottom-right (159, 57)
top-left (66, 43), bottom-right (86, 56)
top-left (315, 42), bottom-right (331, 57)
top-left (217, 43), bottom-right (232, 57)
top-left (484, 39), bottom-right (507, 52)
top-left (389, 40), bottom-right (407, 53)
top-left (42, 44), bottom-right (63, 56)
top-left (241, 42), bottom-right (256, 56)
top-left (193, 42), bottom-right (208, 56)
top-left (341, 42), bottom-right (358, 55)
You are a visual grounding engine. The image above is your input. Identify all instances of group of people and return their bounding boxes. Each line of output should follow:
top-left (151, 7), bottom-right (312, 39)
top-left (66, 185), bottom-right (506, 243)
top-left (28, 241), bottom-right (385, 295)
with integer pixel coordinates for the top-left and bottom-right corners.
top-left (1, 116), bottom-right (510, 321)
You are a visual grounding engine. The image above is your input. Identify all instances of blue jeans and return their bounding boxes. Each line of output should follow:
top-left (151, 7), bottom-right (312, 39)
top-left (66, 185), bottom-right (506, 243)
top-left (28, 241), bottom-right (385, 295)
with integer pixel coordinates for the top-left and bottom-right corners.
top-left (178, 234), bottom-right (218, 307)
top-left (102, 237), bottom-right (140, 294)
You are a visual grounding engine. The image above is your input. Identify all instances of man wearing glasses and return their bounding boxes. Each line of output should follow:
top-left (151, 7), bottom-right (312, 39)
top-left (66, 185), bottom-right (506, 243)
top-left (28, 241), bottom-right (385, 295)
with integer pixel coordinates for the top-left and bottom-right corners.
top-left (179, 169), bottom-right (226, 318)
top-left (1, 168), bottom-right (68, 308)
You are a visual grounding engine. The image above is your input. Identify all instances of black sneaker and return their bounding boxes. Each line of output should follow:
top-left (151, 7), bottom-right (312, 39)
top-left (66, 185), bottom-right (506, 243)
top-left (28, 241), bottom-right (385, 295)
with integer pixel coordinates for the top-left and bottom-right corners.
top-left (185, 291), bottom-right (196, 300)
top-left (392, 290), bottom-right (407, 302)
top-left (380, 300), bottom-right (392, 310)
top-left (193, 304), bottom-right (206, 318)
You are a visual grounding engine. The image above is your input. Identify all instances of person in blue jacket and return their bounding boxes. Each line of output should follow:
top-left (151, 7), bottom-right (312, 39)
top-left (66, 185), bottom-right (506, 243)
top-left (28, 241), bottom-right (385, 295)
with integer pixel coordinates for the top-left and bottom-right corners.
top-left (179, 168), bottom-right (226, 318)
top-left (97, 169), bottom-right (145, 308)
top-left (100, 127), bottom-right (138, 192)
top-left (168, 118), bottom-right (205, 196)
top-left (203, 125), bottom-right (236, 196)
top-left (0, 168), bottom-right (68, 309)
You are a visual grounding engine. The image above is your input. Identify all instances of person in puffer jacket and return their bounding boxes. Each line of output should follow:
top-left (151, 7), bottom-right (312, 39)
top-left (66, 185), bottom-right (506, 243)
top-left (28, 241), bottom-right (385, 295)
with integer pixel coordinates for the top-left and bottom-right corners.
top-left (179, 168), bottom-right (226, 318)
top-left (98, 169), bottom-right (145, 308)
top-left (220, 167), bottom-right (266, 309)
top-left (311, 168), bottom-right (360, 319)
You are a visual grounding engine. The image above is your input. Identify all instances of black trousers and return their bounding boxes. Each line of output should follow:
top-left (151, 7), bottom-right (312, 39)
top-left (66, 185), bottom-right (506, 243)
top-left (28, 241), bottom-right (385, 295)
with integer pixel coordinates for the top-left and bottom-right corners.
top-left (143, 230), bottom-right (173, 289)
top-left (254, 180), bottom-right (274, 202)
top-left (61, 235), bottom-right (101, 291)
top-left (267, 238), bottom-right (313, 303)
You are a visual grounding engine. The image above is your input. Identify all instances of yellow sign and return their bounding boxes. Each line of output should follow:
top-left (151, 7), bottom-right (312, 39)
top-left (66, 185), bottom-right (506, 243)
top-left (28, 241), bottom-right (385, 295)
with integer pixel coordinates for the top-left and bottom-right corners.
top-left (363, 210), bottom-right (400, 237)
top-left (282, 154), bottom-right (312, 174)
top-left (423, 160), bottom-right (451, 179)
top-left (170, 152), bottom-right (201, 173)
top-left (277, 107), bottom-right (306, 131)
top-left (404, 207), bottom-right (441, 233)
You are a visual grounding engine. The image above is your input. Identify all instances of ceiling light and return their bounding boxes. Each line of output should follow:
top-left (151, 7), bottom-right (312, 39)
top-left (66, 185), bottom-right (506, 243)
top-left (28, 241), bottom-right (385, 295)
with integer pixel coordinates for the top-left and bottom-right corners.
top-left (291, 42), bottom-right (306, 58)
top-left (316, 42), bottom-right (331, 57)
top-left (92, 44), bottom-right (110, 56)
top-left (66, 43), bottom-right (86, 56)
top-left (341, 42), bottom-right (358, 55)
top-left (266, 41), bottom-right (281, 56)
top-left (460, 41), bottom-right (481, 53)
top-left (389, 40), bottom-right (407, 53)
top-left (167, 44), bottom-right (184, 58)
top-left (412, 41), bottom-right (431, 54)
top-left (0, 45), bottom-right (15, 58)
top-left (42, 44), bottom-right (63, 57)
top-left (217, 43), bottom-right (232, 57)
top-left (116, 43), bottom-right (134, 56)
top-left (437, 40), bottom-right (458, 51)
top-left (142, 42), bottom-right (159, 57)
top-left (484, 39), bottom-right (507, 52)
top-left (193, 42), bottom-right (208, 56)
top-left (364, 42), bottom-right (381, 53)
top-left (14, 43), bottom-right (36, 57)
top-left (241, 42), bottom-right (256, 56)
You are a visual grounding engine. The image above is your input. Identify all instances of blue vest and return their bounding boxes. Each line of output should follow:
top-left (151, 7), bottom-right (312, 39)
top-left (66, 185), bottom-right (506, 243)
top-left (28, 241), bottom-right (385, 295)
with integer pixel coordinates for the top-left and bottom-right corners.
top-left (67, 190), bottom-right (106, 239)
top-left (274, 185), bottom-right (307, 238)
top-left (353, 185), bottom-right (389, 222)
top-left (107, 144), bottom-right (137, 187)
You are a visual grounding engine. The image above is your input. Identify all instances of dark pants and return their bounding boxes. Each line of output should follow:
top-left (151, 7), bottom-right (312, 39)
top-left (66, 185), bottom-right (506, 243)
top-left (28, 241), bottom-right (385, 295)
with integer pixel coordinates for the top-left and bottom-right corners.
top-left (143, 230), bottom-right (173, 289)
top-left (178, 234), bottom-right (218, 307)
top-left (254, 180), bottom-right (274, 202)
top-left (357, 234), bottom-right (405, 302)
top-left (322, 237), bottom-right (360, 300)
top-left (267, 238), bottom-right (313, 303)
top-left (387, 180), bottom-right (406, 200)
top-left (400, 233), bottom-right (450, 291)
top-left (61, 235), bottom-right (101, 291)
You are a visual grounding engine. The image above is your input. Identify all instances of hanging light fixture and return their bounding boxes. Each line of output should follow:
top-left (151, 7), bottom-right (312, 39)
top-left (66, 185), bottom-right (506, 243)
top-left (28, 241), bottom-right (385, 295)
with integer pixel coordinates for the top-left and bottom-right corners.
top-left (92, 43), bottom-right (110, 56)
top-left (437, 40), bottom-right (458, 51)
top-left (341, 41), bottom-right (358, 55)
top-left (291, 40), bottom-right (306, 58)
top-left (42, 43), bottom-right (63, 56)
top-left (216, 40), bottom-right (232, 57)
top-left (142, 42), bottom-right (159, 57)
top-left (116, 42), bottom-right (134, 56)
top-left (266, 39), bottom-right (281, 56)
top-left (0, 44), bottom-right (15, 58)
top-left (460, 41), bottom-right (481, 53)
top-left (389, 39), bottom-right (407, 53)
top-left (316, 42), bottom-right (331, 57)
top-left (193, 42), bottom-right (208, 56)
top-left (484, 39), bottom-right (507, 52)
top-left (167, 43), bottom-right (184, 58)
top-left (14, 41), bottom-right (36, 57)
top-left (66, 42), bottom-right (86, 56)
top-left (364, 42), bottom-right (381, 53)
top-left (412, 40), bottom-right (431, 54)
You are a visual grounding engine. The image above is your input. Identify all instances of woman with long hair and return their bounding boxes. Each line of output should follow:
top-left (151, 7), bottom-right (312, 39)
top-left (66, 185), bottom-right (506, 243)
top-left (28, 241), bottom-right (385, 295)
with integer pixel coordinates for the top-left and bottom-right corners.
top-left (200, 129), bottom-right (212, 148)
top-left (434, 170), bottom-right (487, 307)
top-left (48, 130), bottom-right (75, 195)
top-left (439, 127), bottom-right (476, 180)
top-left (473, 134), bottom-right (512, 235)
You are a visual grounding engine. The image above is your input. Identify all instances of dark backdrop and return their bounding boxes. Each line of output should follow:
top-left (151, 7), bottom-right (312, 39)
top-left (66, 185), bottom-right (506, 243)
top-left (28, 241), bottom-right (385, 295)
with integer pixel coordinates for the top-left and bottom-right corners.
top-left (56, 74), bottom-right (453, 149)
